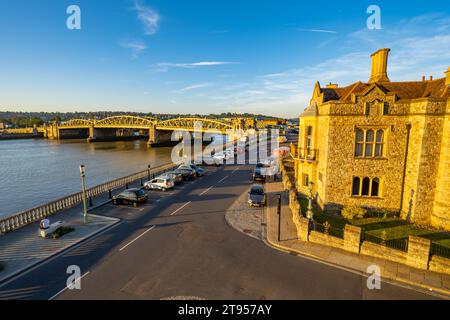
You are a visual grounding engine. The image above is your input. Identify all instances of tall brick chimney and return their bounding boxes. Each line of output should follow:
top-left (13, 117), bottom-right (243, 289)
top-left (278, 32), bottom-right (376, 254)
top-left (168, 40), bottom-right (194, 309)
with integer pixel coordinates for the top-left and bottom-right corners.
top-left (369, 48), bottom-right (391, 83)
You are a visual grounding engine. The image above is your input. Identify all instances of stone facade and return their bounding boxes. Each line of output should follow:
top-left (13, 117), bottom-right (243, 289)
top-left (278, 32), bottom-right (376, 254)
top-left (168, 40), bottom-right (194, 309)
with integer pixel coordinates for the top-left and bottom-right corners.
top-left (295, 48), bottom-right (450, 230)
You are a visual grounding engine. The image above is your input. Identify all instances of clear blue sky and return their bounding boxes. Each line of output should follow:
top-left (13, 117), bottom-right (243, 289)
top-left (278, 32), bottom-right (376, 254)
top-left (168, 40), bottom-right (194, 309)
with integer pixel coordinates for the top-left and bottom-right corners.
top-left (0, 0), bottom-right (449, 117)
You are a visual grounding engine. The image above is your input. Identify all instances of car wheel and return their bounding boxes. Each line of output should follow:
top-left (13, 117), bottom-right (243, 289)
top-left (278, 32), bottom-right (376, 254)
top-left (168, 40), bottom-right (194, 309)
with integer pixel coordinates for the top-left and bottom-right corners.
top-left (161, 187), bottom-right (166, 192)
top-left (113, 200), bottom-right (117, 205)
top-left (133, 202), bottom-right (138, 207)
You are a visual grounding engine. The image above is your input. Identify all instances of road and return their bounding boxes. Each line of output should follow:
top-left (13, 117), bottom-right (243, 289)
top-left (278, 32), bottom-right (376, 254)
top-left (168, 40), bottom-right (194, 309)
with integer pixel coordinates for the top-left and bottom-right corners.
top-left (0, 164), bottom-right (437, 299)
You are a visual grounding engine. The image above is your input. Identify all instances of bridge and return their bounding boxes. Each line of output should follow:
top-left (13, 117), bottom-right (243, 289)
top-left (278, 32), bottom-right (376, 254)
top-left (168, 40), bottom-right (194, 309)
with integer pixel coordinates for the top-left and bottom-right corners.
top-left (39, 116), bottom-right (257, 146)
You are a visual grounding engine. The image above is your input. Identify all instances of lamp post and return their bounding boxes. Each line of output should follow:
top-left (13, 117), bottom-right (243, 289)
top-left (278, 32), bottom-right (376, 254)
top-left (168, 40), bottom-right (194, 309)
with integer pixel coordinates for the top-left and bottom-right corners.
top-left (306, 181), bottom-right (314, 221)
top-left (147, 164), bottom-right (151, 180)
top-left (79, 164), bottom-right (88, 224)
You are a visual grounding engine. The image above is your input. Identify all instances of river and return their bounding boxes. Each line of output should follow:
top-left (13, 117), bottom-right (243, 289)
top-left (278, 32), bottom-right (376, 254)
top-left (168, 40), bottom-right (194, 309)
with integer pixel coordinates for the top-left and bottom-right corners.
top-left (0, 139), bottom-right (177, 217)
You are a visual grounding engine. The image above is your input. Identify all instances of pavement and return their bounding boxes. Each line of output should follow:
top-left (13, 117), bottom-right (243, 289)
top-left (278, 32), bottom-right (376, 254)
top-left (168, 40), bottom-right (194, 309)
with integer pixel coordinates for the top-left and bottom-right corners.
top-left (263, 181), bottom-right (450, 299)
top-left (0, 163), bottom-right (442, 300)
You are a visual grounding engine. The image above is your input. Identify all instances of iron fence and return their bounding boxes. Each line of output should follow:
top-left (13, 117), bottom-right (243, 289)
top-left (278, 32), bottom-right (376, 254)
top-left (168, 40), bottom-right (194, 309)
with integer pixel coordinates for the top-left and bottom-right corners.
top-left (362, 232), bottom-right (408, 252)
top-left (430, 242), bottom-right (450, 259)
top-left (313, 221), bottom-right (344, 239)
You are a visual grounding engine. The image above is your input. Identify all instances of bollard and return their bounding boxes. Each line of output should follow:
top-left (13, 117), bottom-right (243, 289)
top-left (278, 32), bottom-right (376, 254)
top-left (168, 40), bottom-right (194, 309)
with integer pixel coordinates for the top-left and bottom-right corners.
top-left (126, 183), bottom-right (129, 189)
top-left (89, 196), bottom-right (93, 207)
top-left (109, 190), bottom-right (112, 199)
top-left (140, 179), bottom-right (143, 187)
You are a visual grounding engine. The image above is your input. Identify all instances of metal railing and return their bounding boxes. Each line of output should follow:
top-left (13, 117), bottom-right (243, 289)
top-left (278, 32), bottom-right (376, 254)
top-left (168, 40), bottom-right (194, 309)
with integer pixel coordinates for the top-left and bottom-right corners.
top-left (298, 148), bottom-right (318, 162)
top-left (0, 162), bottom-right (178, 235)
top-left (362, 232), bottom-right (408, 252)
top-left (430, 242), bottom-right (450, 259)
top-left (313, 221), bottom-right (344, 239)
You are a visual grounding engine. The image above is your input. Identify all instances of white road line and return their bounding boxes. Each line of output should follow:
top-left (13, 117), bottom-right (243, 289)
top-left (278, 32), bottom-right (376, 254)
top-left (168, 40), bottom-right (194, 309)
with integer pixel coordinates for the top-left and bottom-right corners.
top-left (200, 186), bottom-right (214, 196)
top-left (169, 201), bottom-right (192, 216)
top-left (119, 226), bottom-right (156, 252)
top-left (218, 175), bottom-right (229, 183)
top-left (232, 167), bottom-right (240, 173)
top-left (48, 271), bottom-right (90, 300)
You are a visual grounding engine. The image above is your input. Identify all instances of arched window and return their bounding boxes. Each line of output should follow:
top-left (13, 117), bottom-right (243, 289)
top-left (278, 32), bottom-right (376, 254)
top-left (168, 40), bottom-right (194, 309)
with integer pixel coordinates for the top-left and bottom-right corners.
top-left (361, 177), bottom-right (371, 196)
top-left (352, 176), bottom-right (381, 197)
top-left (352, 177), bottom-right (360, 195)
top-left (355, 129), bottom-right (364, 156)
top-left (371, 178), bottom-right (380, 197)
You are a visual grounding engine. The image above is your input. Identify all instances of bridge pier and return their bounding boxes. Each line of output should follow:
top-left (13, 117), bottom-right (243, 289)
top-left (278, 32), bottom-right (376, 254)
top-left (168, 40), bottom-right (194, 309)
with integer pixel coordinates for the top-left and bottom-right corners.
top-left (147, 127), bottom-right (174, 147)
top-left (87, 127), bottom-right (118, 142)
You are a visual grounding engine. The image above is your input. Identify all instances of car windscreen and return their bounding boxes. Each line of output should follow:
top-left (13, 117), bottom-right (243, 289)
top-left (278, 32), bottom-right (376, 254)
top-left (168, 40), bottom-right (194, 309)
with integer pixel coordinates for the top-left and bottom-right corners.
top-left (250, 187), bottom-right (264, 195)
top-left (136, 189), bottom-right (146, 196)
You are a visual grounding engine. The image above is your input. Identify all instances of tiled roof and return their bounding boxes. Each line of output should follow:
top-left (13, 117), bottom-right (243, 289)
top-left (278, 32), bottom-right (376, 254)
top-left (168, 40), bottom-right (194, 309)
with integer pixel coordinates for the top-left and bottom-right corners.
top-left (321, 77), bottom-right (449, 102)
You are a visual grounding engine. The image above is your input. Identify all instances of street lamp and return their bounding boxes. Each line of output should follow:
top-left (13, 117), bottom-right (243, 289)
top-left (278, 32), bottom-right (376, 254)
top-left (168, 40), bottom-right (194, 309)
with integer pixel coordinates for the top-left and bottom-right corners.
top-left (79, 164), bottom-right (88, 224)
top-left (306, 181), bottom-right (314, 221)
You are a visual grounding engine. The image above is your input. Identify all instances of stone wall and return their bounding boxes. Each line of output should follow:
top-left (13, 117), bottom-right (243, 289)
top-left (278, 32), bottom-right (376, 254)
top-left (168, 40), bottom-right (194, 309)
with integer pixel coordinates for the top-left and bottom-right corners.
top-left (343, 224), bottom-right (362, 254)
top-left (360, 241), bottom-right (408, 265)
top-left (406, 236), bottom-right (431, 270)
top-left (429, 255), bottom-right (450, 274)
top-left (309, 231), bottom-right (344, 249)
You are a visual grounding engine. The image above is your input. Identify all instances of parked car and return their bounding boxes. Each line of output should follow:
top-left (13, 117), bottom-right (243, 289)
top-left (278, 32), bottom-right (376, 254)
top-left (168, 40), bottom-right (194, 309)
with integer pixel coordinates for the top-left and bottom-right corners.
top-left (253, 163), bottom-right (270, 182)
top-left (164, 171), bottom-right (184, 184)
top-left (212, 151), bottom-right (230, 163)
top-left (144, 176), bottom-right (175, 191)
top-left (200, 155), bottom-right (222, 166)
top-left (179, 164), bottom-right (205, 177)
top-left (172, 168), bottom-right (195, 181)
top-left (248, 184), bottom-right (266, 206)
top-left (112, 188), bottom-right (148, 207)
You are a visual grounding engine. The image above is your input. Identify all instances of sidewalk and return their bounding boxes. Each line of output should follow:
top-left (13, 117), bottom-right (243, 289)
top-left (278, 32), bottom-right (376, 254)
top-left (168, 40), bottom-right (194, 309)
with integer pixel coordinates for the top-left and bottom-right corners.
top-left (0, 197), bottom-right (120, 284)
top-left (264, 181), bottom-right (450, 298)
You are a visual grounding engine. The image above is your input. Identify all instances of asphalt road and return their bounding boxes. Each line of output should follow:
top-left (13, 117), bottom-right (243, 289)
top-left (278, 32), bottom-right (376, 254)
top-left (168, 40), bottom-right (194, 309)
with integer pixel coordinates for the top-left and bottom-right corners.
top-left (0, 164), bottom-right (437, 300)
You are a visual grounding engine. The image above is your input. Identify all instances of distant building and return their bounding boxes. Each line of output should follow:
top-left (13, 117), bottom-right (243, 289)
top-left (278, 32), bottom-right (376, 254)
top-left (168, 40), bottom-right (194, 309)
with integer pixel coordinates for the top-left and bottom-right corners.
top-left (295, 48), bottom-right (450, 230)
top-left (0, 123), bottom-right (4, 130)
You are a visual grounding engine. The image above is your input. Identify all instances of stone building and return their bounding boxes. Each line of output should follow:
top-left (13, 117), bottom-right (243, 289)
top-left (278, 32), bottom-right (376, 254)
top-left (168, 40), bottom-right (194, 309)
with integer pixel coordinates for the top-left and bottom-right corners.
top-left (295, 48), bottom-right (450, 230)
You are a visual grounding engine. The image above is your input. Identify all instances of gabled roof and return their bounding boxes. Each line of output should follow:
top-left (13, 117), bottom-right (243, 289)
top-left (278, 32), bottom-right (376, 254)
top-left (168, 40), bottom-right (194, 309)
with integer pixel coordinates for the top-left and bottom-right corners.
top-left (319, 77), bottom-right (449, 102)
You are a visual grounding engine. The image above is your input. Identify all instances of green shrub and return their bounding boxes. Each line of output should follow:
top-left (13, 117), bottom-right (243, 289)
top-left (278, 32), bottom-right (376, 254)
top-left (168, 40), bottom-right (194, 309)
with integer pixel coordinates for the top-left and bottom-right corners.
top-left (51, 227), bottom-right (75, 239)
top-left (341, 206), bottom-right (367, 220)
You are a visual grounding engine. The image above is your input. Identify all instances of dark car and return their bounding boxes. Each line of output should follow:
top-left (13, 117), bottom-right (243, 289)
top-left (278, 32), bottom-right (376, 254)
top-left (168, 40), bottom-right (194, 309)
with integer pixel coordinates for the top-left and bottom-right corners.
top-left (253, 163), bottom-right (269, 182)
top-left (179, 164), bottom-right (205, 177)
top-left (172, 168), bottom-right (195, 181)
top-left (248, 184), bottom-right (266, 207)
top-left (164, 171), bottom-right (184, 184)
top-left (112, 188), bottom-right (148, 207)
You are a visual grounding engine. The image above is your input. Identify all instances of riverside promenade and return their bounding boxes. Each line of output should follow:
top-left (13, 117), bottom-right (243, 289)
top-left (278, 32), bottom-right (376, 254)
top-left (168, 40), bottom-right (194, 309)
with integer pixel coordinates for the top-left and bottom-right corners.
top-left (0, 162), bottom-right (177, 285)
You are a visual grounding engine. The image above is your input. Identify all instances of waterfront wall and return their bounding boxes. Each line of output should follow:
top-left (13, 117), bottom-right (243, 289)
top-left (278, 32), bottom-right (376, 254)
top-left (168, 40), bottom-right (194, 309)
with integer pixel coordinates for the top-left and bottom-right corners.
top-left (0, 162), bottom-right (177, 235)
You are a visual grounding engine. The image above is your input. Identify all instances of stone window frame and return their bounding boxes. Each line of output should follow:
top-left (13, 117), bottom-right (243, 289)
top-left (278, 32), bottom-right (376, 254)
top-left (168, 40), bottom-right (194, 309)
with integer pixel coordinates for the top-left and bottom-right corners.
top-left (351, 176), bottom-right (382, 198)
top-left (302, 173), bottom-right (309, 187)
top-left (354, 126), bottom-right (388, 158)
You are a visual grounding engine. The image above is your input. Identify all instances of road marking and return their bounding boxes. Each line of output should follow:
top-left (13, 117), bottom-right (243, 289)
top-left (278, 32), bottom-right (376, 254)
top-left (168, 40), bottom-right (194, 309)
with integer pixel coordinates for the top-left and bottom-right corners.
top-left (119, 226), bottom-right (156, 252)
top-left (218, 175), bottom-right (229, 183)
top-left (169, 201), bottom-right (192, 216)
top-left (48, 271), bottom-right (90, 300)
top-left (232, 167), bottom-right (240, 173)
top-left (199, 186), bottom-right (214, 196)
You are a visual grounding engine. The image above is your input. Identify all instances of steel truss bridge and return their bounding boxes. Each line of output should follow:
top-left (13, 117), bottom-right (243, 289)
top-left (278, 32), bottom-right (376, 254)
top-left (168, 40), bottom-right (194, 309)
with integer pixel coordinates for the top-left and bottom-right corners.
top-left (53, 116), bottom-right (247, 134)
